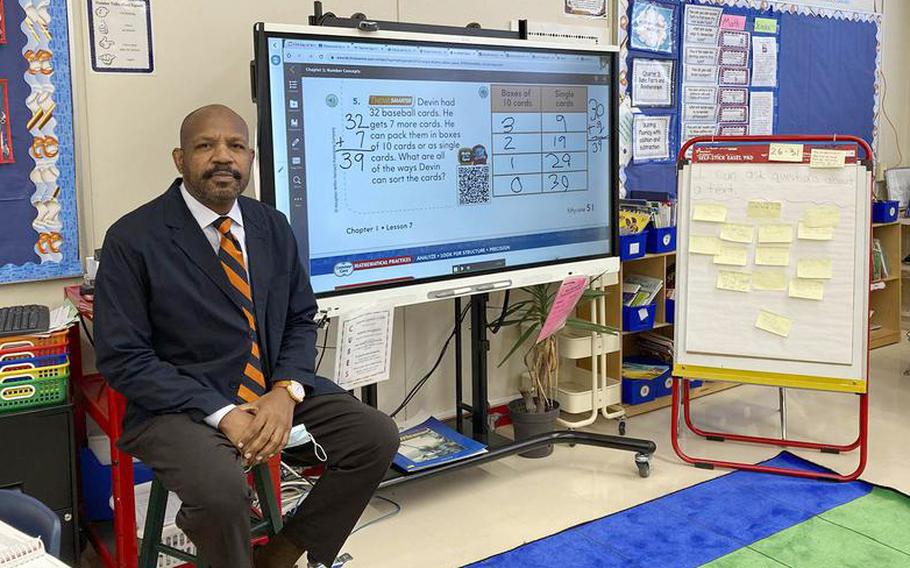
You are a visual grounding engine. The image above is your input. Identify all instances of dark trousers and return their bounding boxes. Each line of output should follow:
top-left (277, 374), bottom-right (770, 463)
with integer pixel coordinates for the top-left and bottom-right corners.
top-left (119, 393), bottom-right (400, 568)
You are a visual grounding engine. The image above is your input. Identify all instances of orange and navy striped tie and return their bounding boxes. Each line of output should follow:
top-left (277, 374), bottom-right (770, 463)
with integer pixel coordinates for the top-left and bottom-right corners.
top-left (215, 216), bottom-right (267, 403)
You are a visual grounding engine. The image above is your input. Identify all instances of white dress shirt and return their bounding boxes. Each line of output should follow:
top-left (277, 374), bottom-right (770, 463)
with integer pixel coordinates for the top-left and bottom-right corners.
top-left (180, 183), bottom-right (248, 428)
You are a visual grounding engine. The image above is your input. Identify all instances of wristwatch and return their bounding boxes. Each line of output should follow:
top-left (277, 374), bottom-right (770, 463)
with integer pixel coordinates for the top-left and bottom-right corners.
top-left (273, 380), bottom-right (305, 403)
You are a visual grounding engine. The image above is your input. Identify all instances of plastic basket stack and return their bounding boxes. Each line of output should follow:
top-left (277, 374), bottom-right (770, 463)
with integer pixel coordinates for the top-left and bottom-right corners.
top-left (0, 330), bottom-right (69, 414)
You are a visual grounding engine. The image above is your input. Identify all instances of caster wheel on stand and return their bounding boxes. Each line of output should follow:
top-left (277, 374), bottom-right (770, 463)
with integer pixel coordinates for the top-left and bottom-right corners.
top-left (618, 419), bottom-right (627, 436)
top-left (635, 453), bottom-right (651, 478)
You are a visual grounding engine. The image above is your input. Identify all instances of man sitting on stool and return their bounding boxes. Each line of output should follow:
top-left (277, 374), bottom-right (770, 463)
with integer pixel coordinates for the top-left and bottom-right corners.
top-left (94, 104), bottom-right (399, 568)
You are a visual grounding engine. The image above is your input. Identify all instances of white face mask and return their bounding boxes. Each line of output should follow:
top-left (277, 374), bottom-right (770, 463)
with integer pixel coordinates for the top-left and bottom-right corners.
top-left (287, 423), bottom-right (327, 462)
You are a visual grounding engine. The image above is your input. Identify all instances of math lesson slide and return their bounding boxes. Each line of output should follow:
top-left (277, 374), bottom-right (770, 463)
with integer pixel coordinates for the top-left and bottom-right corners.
top-left (297, 75), bottom-right (612, 291)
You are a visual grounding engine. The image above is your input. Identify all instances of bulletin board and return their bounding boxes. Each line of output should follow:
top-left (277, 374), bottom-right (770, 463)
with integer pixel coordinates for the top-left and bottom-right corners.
top-left (617, 0), bottom-right (881, 197)
top-left (0, 0), bottom-right (81, 284)
top-left (673, 141), bottom-right (871, 393)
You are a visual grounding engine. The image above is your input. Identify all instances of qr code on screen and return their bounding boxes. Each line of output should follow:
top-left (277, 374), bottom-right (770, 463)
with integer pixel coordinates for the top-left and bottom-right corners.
top-left (457, 165), bottom-right (491, 206)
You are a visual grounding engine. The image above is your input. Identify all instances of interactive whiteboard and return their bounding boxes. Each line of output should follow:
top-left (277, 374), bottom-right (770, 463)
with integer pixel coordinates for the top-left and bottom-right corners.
top-left (254, 24), bottom-right (619, 315)
top-left (674, 142), bottom-right (870, 392)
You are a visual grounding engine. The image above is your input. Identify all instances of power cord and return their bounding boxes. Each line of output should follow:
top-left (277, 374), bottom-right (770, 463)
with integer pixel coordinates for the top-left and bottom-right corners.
top-left (278, 461), bottom-right (401, 533)
top-left (488, 289), bottom-right (511, 334)
top-left (388, 304), bottom-right (471, 418)
top-left (79, 313), bottom-right (94, 346)
top-left (351, 494), bottom-right (401, 534)
top-left (316, 315), bottom-right (331, 373)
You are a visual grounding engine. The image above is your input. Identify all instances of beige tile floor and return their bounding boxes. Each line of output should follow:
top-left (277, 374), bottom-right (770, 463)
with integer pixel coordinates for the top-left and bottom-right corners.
top-left (82, 342), bottom-right (908, 567)
top-left (343, 342), bottom-right (909, 567)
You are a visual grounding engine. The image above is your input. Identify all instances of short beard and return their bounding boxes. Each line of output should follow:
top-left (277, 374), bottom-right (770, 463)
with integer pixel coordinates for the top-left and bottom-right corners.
top-left (184, 176), bottom-right (246, 212)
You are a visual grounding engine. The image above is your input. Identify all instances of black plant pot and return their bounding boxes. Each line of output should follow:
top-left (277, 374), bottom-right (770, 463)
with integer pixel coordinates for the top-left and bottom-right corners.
top-left (508, 399), bottom-right (560, 458)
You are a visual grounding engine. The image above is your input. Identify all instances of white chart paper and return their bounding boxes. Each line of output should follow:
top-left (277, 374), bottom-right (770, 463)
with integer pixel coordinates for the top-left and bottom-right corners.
top-left (685, 64), bottom-right (719, 85)
top-left (749, 91), bottom-right (774, 135)
top-left (633, 115), bottom-right (670, 162)
top-left (334, 307), bottom-right (395, 390)
top-left (683, 85), bottom-right (718, 105)
top-left (751, 36), bottom-right (778, 87)
top-left (632, 59), bottom-right (674, 106)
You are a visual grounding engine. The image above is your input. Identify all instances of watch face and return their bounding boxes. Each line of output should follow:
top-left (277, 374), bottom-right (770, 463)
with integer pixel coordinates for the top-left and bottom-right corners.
top-left (288, 382), bottom-right (305, 399)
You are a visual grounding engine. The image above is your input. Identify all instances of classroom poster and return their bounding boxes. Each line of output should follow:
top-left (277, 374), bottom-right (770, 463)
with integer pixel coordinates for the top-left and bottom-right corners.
top-left (88, 0), bottom-right (154, 73)
top-left (0, 0), bottom-right (80, 283)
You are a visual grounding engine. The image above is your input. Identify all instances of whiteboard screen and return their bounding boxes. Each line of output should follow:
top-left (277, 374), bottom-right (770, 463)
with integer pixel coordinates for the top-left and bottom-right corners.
top-left (675, 154), bottom-right (870, 386)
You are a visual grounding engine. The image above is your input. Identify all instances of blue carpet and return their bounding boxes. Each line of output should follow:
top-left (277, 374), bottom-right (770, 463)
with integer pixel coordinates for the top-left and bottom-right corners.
top-left (466, 453), bottom-right (872, 568)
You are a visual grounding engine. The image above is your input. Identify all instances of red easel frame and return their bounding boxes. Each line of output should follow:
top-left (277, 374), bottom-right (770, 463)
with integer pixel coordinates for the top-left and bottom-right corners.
top-left (670, 134), bottom-right (872, 482)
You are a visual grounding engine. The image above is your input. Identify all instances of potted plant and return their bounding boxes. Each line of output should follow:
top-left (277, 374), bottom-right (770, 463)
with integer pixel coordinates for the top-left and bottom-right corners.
top-left (494, 282), bottom-right (617, 458)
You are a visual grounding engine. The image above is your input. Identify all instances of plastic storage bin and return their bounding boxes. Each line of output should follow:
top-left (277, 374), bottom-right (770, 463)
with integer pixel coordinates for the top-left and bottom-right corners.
top-left (652, 373), bottom-right (675, 398)
top-left (623, 303), bottom-right (656, 332)
top-left (624, 357), bottom-right (672, 401)
top-left (0, 357), bottom-right (69, 414)
top-left (80, 447), bottom-right (154, 522)
top-left (622, 376), bottom-right (656, 405)
top-left (646, 226), bottom-right (676, 254)
top-left (0, 330), bottom-right (69, 360)
top-left (666, 298), bottom-right (675, 324)
top-left (872, 200), bottom-right (899, 223)
top-left (620, 231), bottom-right (648, 261)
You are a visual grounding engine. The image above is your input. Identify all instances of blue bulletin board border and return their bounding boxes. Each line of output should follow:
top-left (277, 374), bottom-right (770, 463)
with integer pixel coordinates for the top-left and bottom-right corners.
top-left (0, 0), bottom-right (81, 284)
top-left (618, 0), bottom-right (881, 198)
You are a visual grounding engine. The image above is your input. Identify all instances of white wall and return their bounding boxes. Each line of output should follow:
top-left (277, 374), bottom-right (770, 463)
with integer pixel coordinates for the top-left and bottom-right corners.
top-left (1, 0), bottom-right (907, 421)
top-left (877, 0), bottom-right (910, 174)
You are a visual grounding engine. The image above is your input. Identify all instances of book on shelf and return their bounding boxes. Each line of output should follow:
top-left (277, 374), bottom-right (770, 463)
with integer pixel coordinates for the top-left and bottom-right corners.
top-left (392, 417), bottom-right (488, 473)
top-left (623, 274), bottom-right (663, 307)
top-left (621, 360), bottom-right (670, 380)
top-left (620, 198), bottom-right (677, 230)
top-left (622, 282), bottom-right (641, 306)
top-left (871, 238), bottom-right (889, 281)
top-left (637, 332), bottom-right (673, 362)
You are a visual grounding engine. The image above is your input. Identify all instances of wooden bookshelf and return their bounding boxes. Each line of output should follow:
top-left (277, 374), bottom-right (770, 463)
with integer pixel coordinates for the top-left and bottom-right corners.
top-left (623, 381), bottom-right (739, 418)
top-left (871, 220), bottom-right (902, 348)
top-left (616, 252), bottom-right (683, 415)
top-left (902, 218), bottom-right (910, 330)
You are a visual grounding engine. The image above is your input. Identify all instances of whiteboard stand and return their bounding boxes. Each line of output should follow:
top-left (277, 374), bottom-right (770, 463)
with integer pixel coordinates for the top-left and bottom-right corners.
top-left (669, 135), bottom-right (873, 482)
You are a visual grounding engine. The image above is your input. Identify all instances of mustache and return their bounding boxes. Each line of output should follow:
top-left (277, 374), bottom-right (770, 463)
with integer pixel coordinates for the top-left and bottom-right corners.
top-left (203, 167), bottom-right (242, 180)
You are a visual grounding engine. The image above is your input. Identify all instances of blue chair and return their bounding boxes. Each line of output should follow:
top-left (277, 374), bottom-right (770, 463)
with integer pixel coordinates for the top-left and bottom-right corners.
top-left (0, 489), bottom-right (61, 558)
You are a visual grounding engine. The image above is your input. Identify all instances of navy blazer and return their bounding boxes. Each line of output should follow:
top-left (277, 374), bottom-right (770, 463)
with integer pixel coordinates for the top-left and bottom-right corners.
top-left (95, 179), bottom-right (343, 431)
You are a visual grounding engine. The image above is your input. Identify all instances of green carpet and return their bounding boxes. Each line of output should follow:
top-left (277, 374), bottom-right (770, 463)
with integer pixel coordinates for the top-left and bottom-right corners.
top-left (704, 488), bottom-right (910, 567)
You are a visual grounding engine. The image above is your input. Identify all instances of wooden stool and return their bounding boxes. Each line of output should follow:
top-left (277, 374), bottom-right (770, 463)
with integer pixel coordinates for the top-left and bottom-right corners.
top-left (137, 463), bottom-right (283, 567)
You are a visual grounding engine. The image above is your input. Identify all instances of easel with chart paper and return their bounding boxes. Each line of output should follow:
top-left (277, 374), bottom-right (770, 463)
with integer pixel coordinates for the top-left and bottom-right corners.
top-left (670, 135), bottom-right (872, 481)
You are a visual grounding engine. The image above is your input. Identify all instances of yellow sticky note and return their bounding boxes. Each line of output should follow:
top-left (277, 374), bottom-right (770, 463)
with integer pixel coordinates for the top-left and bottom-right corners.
top-left (769, 143), bottom-right (804, 163)
top-left (789, 278), bottom-right (825, 301)
top-left (714, 244), bottom-right (749, 266)
top-left (797, 258), bottom-right (833, 279)
top-left (757, 224), bottom-right (793, 244)
top-left (755, 309), bottom-right (792, 338)
top-left (752, 270), bottom-right (787, 291)
top-left (809, 148), bottom-right (847, 168)
top-left (755, 246), bottom-right (790, 266)
top-left (689, 235), bottom-right (722, 255)
top-left (716, 270), bottom-right (751, 292)
top-left (720, 223), bottom-right (754, 244)
top-left (693, 203), bottom-right (728, 223)
top-left (747, 201), bottom-right (782, 220)
top-left (803, 205), bottom-right (840, 228)
top-left (797, 221), bottom-right (835, 240)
